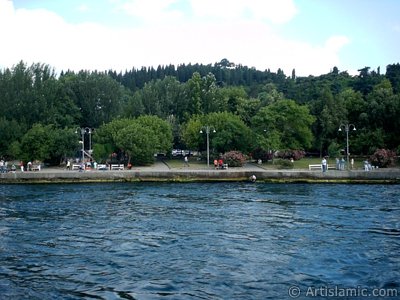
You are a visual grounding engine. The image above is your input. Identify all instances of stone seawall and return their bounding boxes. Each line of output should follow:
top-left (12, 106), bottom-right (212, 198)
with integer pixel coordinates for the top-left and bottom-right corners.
top-left (1, 169), bottom-right (399, 184)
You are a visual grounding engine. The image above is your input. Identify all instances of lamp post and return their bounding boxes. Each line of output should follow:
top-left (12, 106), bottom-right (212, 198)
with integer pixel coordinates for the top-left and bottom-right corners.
top-left (338, 123), bottom-right (356, 169)
top-left (75, 128), bottom-right (85, 162)
top-left (75, 127), bottom-right (92, 162)
top-left (200, 126), bottom-right (216, 168)
top-left (86, 128), bottom-right (92, 154)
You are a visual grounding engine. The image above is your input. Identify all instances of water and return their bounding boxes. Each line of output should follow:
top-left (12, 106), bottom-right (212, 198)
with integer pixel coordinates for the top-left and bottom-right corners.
top-left (0, 183), bottom-right (399, 299)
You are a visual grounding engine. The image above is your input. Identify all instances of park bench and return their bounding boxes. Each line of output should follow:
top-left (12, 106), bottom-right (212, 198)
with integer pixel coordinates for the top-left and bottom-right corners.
top-left (216, 163), bottom-right (228, 170)
top-left (72, 164), bottom-right (81, 170)
top-left (97, 164), bottom-right (108, 170)
top-left (31, 164), bottom-right (41, 171)
top-left (309, 164), bottom-right (322, 170)
top-left (309, 164), bottom-right (336, 171)
top-left (111, 164), bottom-right (124, 170)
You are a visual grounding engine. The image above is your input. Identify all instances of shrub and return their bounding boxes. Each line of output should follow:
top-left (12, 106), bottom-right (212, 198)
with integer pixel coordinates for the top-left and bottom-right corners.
top-left (276, 159), bottom-right (294, 169)
top-left (370, 149), bottom-right (397, 168)
top-left (251, 147), bottom-right (273, 162)
top-left (222, 151), bottom-right (247, 167)
top-left (276, 149), bottom-right (305, 161)
top-left (328, 141), bottom-right (341, 158)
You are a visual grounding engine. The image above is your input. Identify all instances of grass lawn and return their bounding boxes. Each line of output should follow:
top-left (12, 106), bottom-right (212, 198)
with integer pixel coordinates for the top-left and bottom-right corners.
top-left (259, 157), bottom-right (368, 170)
top-left (162, 157), bottom-right (396, 170)
top-left (163, 158), bottom-right (209, 169)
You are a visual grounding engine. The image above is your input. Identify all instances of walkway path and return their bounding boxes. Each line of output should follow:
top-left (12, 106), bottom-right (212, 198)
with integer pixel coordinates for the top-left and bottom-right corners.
top-left (1, 161), bottom-right (399, 183)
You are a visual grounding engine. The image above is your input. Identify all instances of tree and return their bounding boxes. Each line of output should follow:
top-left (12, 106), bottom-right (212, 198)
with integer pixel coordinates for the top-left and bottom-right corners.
top-left (60, 71), bottom-right (125, 128)
top-left (252, 99), bottom-right (315, 151)
top-left (116, 123), bottom-right (158, 165)
top-left (312, 87), bottom-right (347, 156)
top-left (19, 124), bottom-right (76, 164)
top-left (182, 112), bottom-right (255, 154)
top-left (93, 118), bottom-right (134, 162)
top-left (386, 63), bottom-right (400, 94)
top-left (135, 115), bottom-right (173, 154)
top-left (94, 116), bottom-right (173, 165)
top-left (0, 118), bottom-right (25, 157)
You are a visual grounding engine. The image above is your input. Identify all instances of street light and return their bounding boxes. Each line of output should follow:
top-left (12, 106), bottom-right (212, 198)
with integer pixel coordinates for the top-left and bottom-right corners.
top-left (200, 126), bottom-right (216, 168)
top-left (338, 123), bottom-right (356, 170)
top-left (86, 128), bottom-right (92, 154)
top-left (75, 127), bottom-right (92, 162)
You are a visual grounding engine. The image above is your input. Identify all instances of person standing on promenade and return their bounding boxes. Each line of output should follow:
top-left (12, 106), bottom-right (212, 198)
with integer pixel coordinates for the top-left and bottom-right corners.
top-left (322, 157), bottom-right (327, 172)
top-left (184, 156), bottom-right (189, 167)
top-left (340, 158), bottom-right (346, 170)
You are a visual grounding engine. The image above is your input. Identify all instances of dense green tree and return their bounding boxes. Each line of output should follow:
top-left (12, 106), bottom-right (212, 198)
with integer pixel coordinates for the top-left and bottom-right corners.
top-left (386, 63), bottom-right (400, 94)
top-left (0, 118), bottom-right (25, 157)
top-left (60, 71), bottom-right (125, 128)
top-left (311, 87), bottom-right (347, 156)
top-left (220, 86), bottom-right (247, 114)
top-left (122, 91), bottom-right (144, 118)
top-left (19, 124), bottom-right (76, 164)
top-left (0, 61), bottom-right (79, 129)
top-left (182, 112), bottom-right (254, 154)
top-left (252, 99), bottom-right (315, 150)
top-left (362, 79), bottom-right (400, 150)
top-left (1, 59), bottom-right (399, 163)
top-left (115, 123), bottom-right (157, 165)
top-left (94, 116), bottom-right (173, 165)
top-left (135, 115), bottom-right (173, 154)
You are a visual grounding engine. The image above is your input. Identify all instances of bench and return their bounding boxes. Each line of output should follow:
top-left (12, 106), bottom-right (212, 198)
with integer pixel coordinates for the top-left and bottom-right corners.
top-left (111, 164), bottom-right (124, 170)
top-left (97, 164), bottom-right (108, 170)
top-left (309, 164), bottom-right (336, 171)
top-left (31, 165), bottom-right (41, 171)
top-left (309, 164), bottom-right (322, 170)
top-left (72, 164), bottom-right (81, 170)
top-left (216, 163), bottom-right (229, 170)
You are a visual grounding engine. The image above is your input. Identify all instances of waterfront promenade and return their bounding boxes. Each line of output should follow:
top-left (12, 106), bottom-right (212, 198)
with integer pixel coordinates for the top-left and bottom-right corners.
top-left (1, 161), bottom-right (399, 183)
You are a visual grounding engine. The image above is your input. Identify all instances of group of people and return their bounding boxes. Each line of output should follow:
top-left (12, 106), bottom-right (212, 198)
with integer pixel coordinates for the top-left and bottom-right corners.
top-left (0, 159), bottom-right (12, 173)
top-left (213, 159), bottom-right (227, 169)
top-left (0, 159), bottom-right (38, 173)
top-left (335, 157), bottom-right (350, 171)
top-left (323, 157), bottom-right (374, 171)
top-left (66, 159), bottom-right (98, 171)
top-left (321, 157), bottom-right (353, 172)
top-left (364, 160), bottom-right (373, 171)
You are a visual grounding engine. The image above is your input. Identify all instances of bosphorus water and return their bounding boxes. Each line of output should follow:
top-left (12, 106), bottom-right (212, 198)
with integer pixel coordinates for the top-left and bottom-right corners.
top-left (0, 183), bottom-right (399, 299)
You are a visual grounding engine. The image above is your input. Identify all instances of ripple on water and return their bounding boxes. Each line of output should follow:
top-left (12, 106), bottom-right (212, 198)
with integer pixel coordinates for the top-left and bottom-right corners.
top-left (0, 183), bottom-right (399, 299)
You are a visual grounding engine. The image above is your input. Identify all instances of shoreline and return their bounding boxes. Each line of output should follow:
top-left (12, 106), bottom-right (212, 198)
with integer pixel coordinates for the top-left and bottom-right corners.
top-left (1, 164), bottom-right (399, 184)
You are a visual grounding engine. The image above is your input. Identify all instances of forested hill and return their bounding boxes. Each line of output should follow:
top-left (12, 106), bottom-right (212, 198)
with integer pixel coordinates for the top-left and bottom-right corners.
top-left (0, 59), bottom-right (399, 164)
top-left (105, 58), bottom-right (287, 93)
top-left (105, 59), bottom-right (400, 97)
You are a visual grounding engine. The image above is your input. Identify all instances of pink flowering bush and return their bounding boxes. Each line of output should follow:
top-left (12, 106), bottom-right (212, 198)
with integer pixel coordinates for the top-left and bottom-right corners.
top-left (222, 151), bottom-right (247, 167)
top-left (276, 150), bottom-right (305, 161)
top-left (370, 149), bottom-right (397, 168)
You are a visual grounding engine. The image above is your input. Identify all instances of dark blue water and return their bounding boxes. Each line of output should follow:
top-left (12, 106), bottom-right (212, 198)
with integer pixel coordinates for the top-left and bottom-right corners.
top-left (0, 183), bottom-right (399, 299)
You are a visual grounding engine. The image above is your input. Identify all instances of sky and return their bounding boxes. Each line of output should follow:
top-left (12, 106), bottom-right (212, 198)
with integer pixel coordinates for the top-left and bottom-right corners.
top-left (0, 0), bottom-right (399, 76)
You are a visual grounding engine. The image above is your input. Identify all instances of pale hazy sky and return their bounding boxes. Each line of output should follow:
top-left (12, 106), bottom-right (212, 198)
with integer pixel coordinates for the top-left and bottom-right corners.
top-left (1, 0), bottom-right (399, 76)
